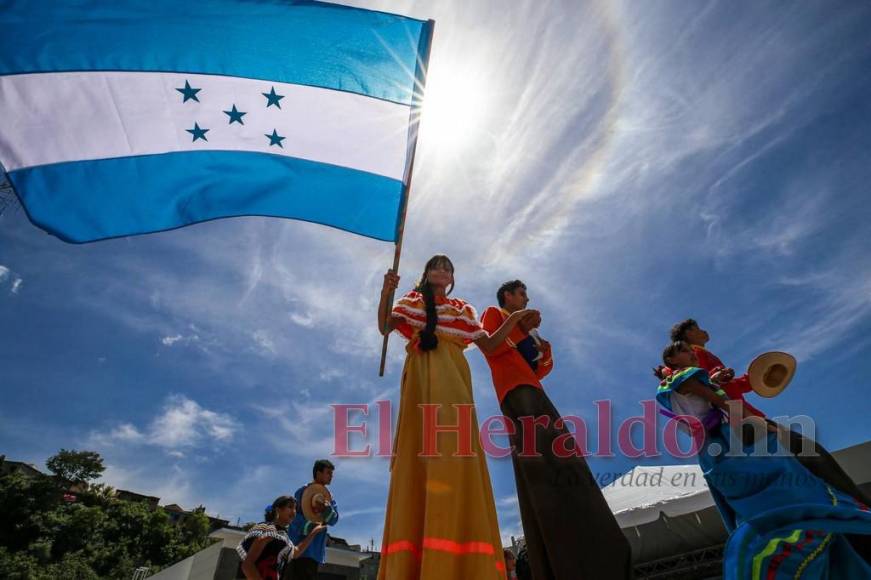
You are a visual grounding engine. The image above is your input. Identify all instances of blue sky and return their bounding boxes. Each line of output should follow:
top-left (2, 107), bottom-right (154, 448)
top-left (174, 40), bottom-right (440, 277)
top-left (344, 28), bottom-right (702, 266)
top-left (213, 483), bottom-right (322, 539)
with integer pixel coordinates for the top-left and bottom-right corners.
top-left (2, 0), bottom-right (871, 549)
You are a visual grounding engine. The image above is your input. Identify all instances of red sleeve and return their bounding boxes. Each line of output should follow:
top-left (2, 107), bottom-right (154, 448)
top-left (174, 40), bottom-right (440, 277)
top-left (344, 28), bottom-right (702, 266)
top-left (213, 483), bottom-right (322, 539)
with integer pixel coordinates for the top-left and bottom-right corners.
top-left (481, 307), bottom-right (512, 356)
top-left (723, 374), bottom-right (753, 395)
top-left (693, 347), bottom-right (724, 373)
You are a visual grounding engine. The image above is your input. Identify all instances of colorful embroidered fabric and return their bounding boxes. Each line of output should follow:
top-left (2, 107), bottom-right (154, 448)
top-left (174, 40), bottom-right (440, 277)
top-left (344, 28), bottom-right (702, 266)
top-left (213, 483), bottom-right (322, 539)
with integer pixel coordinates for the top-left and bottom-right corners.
top-left (236, 522), bottom-right (294, 580)
top-left (655, 366), bottom-right (727, 413)
top-left (391, 290), bottom-right (486, 346)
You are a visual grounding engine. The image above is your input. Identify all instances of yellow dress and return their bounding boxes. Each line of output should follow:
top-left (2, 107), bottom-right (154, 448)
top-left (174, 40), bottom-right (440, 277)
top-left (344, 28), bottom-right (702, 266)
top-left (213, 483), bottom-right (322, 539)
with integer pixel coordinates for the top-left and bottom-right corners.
top-left (378, 291), bottom-right (506, 579)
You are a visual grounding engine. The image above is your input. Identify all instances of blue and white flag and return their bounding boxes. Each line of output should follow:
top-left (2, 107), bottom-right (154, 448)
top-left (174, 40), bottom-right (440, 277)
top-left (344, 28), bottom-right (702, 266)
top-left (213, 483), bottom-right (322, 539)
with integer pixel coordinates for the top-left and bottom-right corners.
top-left (0, 0), bottom-right (433, 243)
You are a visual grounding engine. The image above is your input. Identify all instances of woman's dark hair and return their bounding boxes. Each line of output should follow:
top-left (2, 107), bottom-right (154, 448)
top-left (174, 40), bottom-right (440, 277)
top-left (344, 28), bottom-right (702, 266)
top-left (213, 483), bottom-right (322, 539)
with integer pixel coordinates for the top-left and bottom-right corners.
top-left (652, 341), bottom-right (691, 379)
top-left (264, 495), bottom-right (296, 523)
top-left (497, 280), bottom-right (526, 308)
top-left (670, 319), bottom-right (698, 342)
top-left (415, 255), bottom-right (454, 352)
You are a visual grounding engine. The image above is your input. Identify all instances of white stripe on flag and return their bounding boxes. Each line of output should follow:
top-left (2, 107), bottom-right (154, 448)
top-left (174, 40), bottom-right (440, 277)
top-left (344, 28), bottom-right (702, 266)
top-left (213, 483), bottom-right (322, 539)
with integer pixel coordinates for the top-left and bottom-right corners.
top-left (0, 72), bottom-right (411, 179)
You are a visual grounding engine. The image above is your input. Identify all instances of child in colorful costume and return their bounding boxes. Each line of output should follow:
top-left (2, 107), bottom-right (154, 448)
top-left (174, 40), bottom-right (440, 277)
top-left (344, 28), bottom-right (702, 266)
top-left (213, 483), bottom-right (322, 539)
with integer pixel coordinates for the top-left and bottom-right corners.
top-left (654, 341), bottom-right (871, 578)
top-left (669, 318), bottom-right (870, 504)
top-left (376, 255), bottom-right (535, 579)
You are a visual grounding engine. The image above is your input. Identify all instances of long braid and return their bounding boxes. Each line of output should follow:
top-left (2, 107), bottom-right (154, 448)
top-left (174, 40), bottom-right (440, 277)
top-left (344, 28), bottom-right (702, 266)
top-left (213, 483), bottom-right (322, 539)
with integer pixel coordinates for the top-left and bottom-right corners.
top-left (417, 278), bottom-right (439, 351)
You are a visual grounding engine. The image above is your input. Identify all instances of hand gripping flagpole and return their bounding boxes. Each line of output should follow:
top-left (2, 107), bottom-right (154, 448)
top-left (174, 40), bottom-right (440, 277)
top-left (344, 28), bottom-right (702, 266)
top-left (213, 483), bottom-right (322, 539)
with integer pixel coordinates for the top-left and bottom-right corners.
top-left (379, 20), bottom-right (436, 377)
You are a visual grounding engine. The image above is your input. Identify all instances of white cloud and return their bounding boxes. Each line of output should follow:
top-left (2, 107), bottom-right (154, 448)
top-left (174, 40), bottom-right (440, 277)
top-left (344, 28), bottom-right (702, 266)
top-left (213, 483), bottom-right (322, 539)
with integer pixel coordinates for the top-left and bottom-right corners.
top-left (0, 265), bottom-right (22, 294)
top-left (251, 329), bottom-right (276, 354)
top-left (110, 423), bottom-right (144, 442)
top-left (89, 395), bottom-right (240, 453)
top-left (160, 331), bottom-right (202, 347)
top-left (318, 369), bottom-right (345, 382)
top-left (290, 311), bottom-right (315, 328)
top-left (766, 265), bottom-right (871, 362)
top-left (340, 507), bottom-right (386, 520)
top-left (86, 423), bottom-right (143, 447)
top-left (150, 395), bottom-right (239, 448)
top-left (496, 494), bottom-right (523, 545)
top-left (100, 463), bottom-right (195, 509)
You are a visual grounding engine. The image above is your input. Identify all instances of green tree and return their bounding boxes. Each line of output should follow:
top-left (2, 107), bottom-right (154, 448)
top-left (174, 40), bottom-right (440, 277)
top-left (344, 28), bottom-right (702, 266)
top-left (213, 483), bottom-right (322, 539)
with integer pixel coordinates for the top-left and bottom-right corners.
top-left (0, 547), bottom-right (41, 580)
top-left (44, 553), bottom-right (99, 580)
top-left (81, 483), bottom-right (116, 508)
top-left (0, 471), bottom-right (59, 552)
top-left (48, 503), bottom-right (107, 558)
top-left (0, 449), bottom-right (217, 578)
top-left (179, 506), bottom-right (211, 555)
top-left (45, 450), bottom-right (105, 487)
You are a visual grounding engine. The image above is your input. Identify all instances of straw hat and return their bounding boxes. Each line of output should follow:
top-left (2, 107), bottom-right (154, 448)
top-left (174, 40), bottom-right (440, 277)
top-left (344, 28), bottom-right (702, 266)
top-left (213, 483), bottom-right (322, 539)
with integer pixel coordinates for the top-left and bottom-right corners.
top-left (300, 483), bottom-right (332, 523)
top-left (747, 351), bottom-right (797, 398)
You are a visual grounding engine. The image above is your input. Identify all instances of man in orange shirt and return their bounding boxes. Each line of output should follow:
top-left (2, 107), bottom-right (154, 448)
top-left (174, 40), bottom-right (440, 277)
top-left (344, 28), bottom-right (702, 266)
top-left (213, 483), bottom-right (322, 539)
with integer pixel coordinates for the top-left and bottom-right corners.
top-left (480, 281), bottom-right (631, 580)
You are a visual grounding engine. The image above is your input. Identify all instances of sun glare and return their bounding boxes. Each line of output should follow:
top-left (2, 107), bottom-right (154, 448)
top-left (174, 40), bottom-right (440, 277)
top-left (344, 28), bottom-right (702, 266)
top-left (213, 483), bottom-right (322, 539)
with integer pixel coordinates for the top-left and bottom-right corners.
top-left (418, 56), bottom-right (490, 152)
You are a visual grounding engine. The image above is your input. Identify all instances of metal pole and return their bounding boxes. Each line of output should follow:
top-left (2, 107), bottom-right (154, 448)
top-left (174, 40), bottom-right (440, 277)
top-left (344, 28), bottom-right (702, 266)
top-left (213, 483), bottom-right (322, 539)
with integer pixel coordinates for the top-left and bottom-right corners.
top-left (379, 19), bottom-right (436, 376)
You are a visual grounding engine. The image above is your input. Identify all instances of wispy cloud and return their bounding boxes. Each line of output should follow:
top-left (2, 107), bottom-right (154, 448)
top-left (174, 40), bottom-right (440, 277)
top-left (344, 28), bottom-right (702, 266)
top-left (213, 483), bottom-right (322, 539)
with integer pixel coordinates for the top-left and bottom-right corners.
top-left (290, 311), bottom-right (315, 328)
top-left (100, 462), bottom-right (196, 510)
top-left (251, 329), bottom-right (276, 354)
top-left (150, 395), bottom-right (238, 447)
top-left (90, 394), bottom-right (240, 453)
top-left (0, 264), bottom-right (22, 295)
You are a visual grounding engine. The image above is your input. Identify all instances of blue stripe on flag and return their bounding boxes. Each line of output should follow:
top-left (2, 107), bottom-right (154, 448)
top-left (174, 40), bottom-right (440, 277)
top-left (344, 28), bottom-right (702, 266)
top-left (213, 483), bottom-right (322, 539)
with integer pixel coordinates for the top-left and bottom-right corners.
top-left (0, 0), bottom-right (430, 105)
top-left (8, 152), bottom-right (403, 243)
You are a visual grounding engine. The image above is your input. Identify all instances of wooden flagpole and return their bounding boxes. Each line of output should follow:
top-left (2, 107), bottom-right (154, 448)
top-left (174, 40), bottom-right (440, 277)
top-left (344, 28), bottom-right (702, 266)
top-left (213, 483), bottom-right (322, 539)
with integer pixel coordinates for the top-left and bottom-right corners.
top-left (379, 20), bottom-right (436, 377)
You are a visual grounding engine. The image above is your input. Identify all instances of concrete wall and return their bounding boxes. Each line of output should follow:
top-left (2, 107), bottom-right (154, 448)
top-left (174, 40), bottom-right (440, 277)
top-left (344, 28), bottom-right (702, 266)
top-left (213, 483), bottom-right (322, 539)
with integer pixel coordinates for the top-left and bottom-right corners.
top-left (149, 541), bottom-right (223, 580)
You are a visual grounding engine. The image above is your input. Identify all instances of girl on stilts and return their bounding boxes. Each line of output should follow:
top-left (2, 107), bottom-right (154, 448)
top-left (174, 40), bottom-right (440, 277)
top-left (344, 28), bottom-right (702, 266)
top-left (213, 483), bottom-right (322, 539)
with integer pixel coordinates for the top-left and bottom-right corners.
top-left (377, 255), bottom-right (534, 579)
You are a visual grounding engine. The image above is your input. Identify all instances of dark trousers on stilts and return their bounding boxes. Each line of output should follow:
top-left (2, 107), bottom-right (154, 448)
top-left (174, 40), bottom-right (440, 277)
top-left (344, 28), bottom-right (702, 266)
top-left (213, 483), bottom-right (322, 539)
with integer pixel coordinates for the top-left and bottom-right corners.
top-left (282, 556), bottom-right (318, 580)
top-left (501, 385), bottom-right (633, 580)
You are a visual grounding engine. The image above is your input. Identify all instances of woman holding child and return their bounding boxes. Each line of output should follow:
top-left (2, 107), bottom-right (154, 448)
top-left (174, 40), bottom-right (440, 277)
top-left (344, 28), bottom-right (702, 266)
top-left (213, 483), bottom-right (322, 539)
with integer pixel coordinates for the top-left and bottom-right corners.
top-left (654, 341), bottom-right (871, 578)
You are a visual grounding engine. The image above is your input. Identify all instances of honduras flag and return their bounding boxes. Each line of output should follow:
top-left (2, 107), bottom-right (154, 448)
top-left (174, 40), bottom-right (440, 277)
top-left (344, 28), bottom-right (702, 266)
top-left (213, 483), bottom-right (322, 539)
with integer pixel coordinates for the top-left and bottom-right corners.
top-left (0, 1), bottom-right (433, 243)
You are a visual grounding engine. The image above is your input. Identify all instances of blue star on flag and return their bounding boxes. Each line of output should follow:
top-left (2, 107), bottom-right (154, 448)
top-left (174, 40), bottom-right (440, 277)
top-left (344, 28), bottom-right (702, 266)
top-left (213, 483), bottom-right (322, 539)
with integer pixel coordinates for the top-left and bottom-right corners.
top-left (265, 129), bottom-right (285, 148)
top-left (262, 87), bottom-right (285, 109)
top-left (176, 80), bottom-right (202, 103)
top-left (223, 104), bottom-right (247, 125)
top-left (187, 122), bottom-right (209, 142)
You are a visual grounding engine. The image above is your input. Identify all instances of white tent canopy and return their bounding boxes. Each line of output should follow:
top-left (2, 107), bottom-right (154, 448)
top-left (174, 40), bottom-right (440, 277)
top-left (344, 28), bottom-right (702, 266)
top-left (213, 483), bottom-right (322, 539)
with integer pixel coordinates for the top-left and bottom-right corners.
top-left (602, 464), bottom-right (714, 528)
